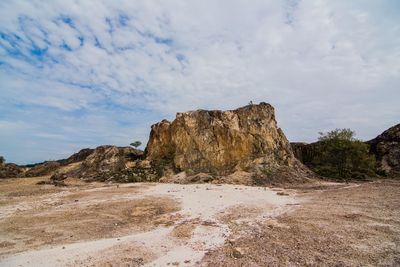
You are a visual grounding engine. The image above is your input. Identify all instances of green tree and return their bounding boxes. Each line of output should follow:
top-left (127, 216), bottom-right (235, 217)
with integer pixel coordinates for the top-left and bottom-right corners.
top-left (0, 156), bottom-right (4, 164)
top-left (318, 128), bottom-right (355, 142)
top-left (130, 141), bottom-right (142, 148)
top-left (311, 129), bottom-right (376, 180)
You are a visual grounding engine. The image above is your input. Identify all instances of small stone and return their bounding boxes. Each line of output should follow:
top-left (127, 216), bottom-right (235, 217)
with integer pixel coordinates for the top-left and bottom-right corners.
top-left (232, 247), bottom-right (244, 258)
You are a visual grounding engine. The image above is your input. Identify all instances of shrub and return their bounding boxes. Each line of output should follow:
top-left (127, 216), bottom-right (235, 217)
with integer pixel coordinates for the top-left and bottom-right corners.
top-left (310, 129), bottom-right (376, 180)
top-left (130, 141), bottom-right (142, 148)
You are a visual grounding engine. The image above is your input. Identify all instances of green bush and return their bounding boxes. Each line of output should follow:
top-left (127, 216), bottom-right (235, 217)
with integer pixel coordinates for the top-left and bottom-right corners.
top-left (310, 129), bottom-right (376, 180)
top-left (0, 156), bottom-right (4, 164)
top-left (130, 141), bottom-right (142, 148)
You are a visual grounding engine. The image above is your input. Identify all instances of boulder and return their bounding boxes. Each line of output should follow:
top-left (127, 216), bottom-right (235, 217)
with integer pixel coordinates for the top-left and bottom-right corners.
top-left (145, 103), bottom-right (312, 184)
top-left (367, 124), bottom-right (400, 175)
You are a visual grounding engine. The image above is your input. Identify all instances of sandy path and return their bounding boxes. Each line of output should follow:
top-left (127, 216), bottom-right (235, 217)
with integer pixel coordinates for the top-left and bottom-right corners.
top-left (0, 183), bottom-right (299, 266)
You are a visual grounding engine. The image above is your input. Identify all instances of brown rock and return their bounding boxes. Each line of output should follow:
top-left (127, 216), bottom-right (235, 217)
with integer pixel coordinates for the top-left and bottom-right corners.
top-left (145, 103), bottom-right (312, 184)
top-left (24, 161), bottom-right (61, 177)
top-left (51, 145), bottom-right (145, 182)
top-left (290, 142), bottom-right (320, 165)
top-left (0, 163), bottom-right (25, 178)
top-left (64, 148), bottom-right (95, 164)
top-left (367, 123), bottom-right (400, 175)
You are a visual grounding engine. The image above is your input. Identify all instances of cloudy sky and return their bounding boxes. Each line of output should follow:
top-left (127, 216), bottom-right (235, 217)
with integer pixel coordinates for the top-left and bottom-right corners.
top-left (1, 0), bottom-right (399, 164)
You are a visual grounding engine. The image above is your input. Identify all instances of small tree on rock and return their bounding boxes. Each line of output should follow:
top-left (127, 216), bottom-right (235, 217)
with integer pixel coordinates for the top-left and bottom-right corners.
top-left (0, 156), bottom-right (4, 164)
top-left (130, 141), bottom-right (142, 148)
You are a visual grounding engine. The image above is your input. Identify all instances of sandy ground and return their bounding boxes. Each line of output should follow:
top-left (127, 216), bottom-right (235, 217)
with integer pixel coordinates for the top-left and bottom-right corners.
top-left (200, 179), bottom-right (400, 266)
top-left (0, 177), bottom-right (399, 266)
top-left (0, 177), bottom-right (299, 266)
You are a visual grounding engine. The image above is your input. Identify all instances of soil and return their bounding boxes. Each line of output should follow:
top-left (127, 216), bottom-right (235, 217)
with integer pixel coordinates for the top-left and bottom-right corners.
top-left (200, 179), bottom-right (400, 266)
top-left (0, 177), bottom-right (399, 266)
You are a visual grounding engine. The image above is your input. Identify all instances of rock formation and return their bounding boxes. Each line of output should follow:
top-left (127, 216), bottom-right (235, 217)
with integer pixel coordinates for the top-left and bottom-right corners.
top-left (1, 149), bottom-right (96, 179)
top-left (3, 103), bottom-right (314, 185)
top-left (290, 142), bottom-right (322, 166)
top-left (146, 103), bottom-right (312, 184)
top-left (62, 148), bottom-right (95, 165)
top-left (51, 145), bottom-right (157, 182)
top-left (24, 161), bottom-right (61, 177)
top-left (0, 163), bottom-right (25, 178)
top-left (367, 124), bottom-right (400, 175)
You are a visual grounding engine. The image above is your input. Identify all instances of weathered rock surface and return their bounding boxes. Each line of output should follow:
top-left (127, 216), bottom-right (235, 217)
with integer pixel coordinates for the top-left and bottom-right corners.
top-left (146, 103), bottom-right (312, 184)
top-left (24, 161), bottom-right (61, 177)
top-left (0, 163), bottom-right (25, 178)
top-left (290, 142), bottom-right (321, 166)
top-left (51, 145), bottom-right (154, 182)
top-left (367, 124), bottom-right (400, 175)
top-left (63, 148), bottom-right (95, 165)
top-left (2, 149), bottom-right (95, 179)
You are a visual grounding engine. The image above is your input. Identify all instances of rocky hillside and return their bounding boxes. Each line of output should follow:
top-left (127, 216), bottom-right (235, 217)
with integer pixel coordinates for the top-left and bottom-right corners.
top-left (367, 124), bottom-right (400, 175)
top-left (51, 145), bottom-right (147, 182)
top-left (146, 103), bottom-right (312, 184)
top-left (3, 103), bottom-right (314, 185)
top-left (24, 161), bottom-right (61, 177)
top-left (0, 163), bottom-right (25, 178)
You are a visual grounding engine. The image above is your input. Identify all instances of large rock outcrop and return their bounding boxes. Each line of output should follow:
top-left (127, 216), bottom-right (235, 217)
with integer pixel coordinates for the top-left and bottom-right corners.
top-left (367, 124), bottom-right (400, 175)
top-left (3, 103), bottom-right (314, 185)
top-left (145, 103), bottom-right (312, 184)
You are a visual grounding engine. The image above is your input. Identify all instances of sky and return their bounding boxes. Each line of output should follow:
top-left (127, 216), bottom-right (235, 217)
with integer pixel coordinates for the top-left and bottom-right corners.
top-left (0, 0), bottom-right (399, 164)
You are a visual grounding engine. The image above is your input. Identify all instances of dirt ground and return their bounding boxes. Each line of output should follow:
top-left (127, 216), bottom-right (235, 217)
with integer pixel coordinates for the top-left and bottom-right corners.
top-left (0, 177), bottom-right (399, 266)
top-left (200, 179), bottom-right (400, 266)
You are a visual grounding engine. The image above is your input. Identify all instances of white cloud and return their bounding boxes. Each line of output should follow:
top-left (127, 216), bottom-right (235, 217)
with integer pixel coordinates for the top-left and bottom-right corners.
top-left (0, 0), bottom-right (399, 163)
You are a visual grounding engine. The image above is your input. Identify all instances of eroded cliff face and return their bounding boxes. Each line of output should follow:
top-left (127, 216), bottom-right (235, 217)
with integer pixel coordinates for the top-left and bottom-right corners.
top-left (146, 103), bottom-right (310, 182)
